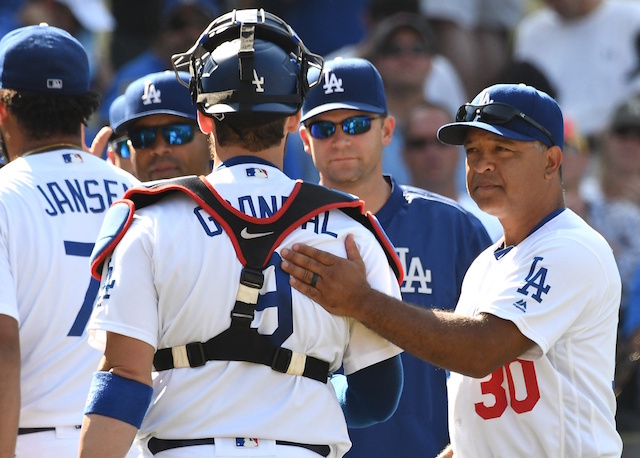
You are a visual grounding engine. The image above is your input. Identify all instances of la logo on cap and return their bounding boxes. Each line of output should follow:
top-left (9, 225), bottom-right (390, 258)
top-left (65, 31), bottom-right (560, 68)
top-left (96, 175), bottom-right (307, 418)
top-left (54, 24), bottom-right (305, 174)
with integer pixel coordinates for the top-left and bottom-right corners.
top-left (322, 70), bottom-right (344, 95)
top-left (142, 81), bottom-right (162, 105)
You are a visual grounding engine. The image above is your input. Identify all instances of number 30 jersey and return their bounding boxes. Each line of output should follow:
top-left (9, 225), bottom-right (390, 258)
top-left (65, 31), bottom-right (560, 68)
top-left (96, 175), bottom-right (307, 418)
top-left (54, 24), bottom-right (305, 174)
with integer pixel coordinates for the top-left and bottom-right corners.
top-left (0, 149), bottom-right (138, 427)
top-left (448, 209), bottom-right (622, 457)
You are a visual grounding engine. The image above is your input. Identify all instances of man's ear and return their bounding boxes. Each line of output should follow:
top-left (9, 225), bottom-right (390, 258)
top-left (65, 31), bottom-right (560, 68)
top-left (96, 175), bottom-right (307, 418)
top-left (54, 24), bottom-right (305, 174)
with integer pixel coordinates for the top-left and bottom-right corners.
top-left (197, 111), bottom-right (214, 134)
top-left (545, 145), bottom-right (563, 179)
top-left (285, 111), bottom-right (302, 134)
top-left (381, 115), bottom-right (396, 147)
top-left (298, 125), bottom-right (312, 155)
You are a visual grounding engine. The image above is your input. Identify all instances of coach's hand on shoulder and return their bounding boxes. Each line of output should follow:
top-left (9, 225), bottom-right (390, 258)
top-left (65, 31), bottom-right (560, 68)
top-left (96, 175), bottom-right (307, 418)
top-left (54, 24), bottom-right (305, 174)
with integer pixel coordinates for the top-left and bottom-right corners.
top-left (281, 234), bottom-right (371, 319)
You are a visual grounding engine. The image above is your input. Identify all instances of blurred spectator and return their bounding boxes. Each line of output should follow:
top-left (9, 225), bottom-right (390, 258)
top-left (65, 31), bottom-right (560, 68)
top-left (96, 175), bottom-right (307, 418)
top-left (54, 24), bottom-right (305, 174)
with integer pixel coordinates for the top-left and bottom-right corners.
top-left (590, 97), bottom-right (640, 207)
top-left (561, 116), bottom-right (591, 221)
top-left (98, 0), bottom-right (221, 127)
top-left (359, 12), bottom-right (466, 185)
top-left (0, 0), bottom-right (25, 37)
top-left (580, 98), bottom-right (640, 340)
top-left (419, 0), bottom-right (525, 98)
top-left (403, 101), bottom-right (502, 241)
top-left (494, 59), bottom-right (557, 99)
top-left (617, 261), bottom-right (640, 433)
top-left (18, 0), bottom-right (114, 94)
top-left (513, 0), bottom-right (640, 139)
top-left (233, 0), bottom-right (369, 57)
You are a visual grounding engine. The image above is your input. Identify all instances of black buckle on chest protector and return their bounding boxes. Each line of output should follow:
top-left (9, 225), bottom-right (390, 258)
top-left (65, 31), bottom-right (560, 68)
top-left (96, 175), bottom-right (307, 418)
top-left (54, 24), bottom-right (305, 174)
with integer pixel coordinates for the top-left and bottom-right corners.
top-left (185, 342), bottom-right (207, 368)
top-left (230, 267), bottom-right (264, 328)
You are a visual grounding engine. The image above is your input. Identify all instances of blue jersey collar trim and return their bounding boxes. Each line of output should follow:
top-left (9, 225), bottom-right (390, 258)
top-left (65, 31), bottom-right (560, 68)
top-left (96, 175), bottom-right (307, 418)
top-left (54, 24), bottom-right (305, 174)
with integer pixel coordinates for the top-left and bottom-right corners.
top-left (493, 207), bottom-right (565, 259)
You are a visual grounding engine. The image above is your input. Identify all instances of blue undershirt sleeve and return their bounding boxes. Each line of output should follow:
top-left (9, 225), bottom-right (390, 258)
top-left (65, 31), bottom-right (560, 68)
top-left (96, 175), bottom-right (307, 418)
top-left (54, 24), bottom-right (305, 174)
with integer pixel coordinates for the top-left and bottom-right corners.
top-left (330, 355), bottom-right (403, 428)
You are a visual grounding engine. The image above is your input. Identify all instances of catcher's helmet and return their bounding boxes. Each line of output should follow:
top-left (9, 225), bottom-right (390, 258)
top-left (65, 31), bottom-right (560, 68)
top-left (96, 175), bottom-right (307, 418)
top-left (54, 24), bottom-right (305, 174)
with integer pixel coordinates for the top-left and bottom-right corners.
top-left (171, 9), bottom-right (323, 118)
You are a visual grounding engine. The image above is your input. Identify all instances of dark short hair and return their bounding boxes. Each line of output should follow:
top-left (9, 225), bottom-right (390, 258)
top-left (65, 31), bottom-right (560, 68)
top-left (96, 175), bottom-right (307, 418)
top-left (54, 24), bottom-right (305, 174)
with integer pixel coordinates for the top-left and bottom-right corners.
top-left (213, 114), bottom-right (287, 152)
top-left (0, 88), bottom-right (99, 140)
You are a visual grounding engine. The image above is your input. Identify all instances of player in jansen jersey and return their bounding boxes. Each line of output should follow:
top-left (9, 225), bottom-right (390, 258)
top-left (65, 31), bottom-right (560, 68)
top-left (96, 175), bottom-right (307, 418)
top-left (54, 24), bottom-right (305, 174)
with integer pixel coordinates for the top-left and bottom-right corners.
top-left (282, 83), bottom-right (623, 457)
top-left (79, 9), bottom-right (403, 458)
top-left (0, 24), bottom-right (138, 457)
top-left (298, 57), bottom-right (491, 458)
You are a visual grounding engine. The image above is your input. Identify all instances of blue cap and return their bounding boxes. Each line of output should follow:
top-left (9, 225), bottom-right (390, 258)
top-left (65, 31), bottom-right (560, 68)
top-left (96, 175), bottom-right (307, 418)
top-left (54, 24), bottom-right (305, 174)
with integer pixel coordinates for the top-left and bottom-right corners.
top-left (109, 94), bottom-right (127, 134)
top-left (0, 24), bottom-right (90, 95)
top-left (438, 83), bottom-right (564, 150)
top-left (301, 57), bottom-right (387, 122)
top-left (117, 71), bottom-right (196, 135)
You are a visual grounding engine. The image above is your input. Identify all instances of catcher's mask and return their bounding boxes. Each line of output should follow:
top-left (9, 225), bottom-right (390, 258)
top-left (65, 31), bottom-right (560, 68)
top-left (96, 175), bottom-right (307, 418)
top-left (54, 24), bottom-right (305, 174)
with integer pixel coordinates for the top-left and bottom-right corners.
top-left (171, 9), bottom-right (324, 120)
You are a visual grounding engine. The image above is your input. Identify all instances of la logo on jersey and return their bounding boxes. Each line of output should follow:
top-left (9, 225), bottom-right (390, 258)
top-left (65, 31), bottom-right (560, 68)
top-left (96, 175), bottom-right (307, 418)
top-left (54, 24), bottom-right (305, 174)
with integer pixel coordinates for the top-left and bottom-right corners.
top-left (322, 69), bottom-right (344, 94)
top-left (516, 256), bottom-right (551, 304)
top-left (236, 438), bottom-right (259, 448)
top-left (142, 81), bottom-right (161, 105)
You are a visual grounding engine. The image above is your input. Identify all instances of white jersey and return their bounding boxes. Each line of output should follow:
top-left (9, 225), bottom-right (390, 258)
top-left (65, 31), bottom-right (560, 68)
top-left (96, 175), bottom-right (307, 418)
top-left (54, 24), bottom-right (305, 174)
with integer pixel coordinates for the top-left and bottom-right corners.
top-left (88, 159), bottom-right (403, 457)
top-left (513, 0), bottom-right (640, 136)
top-left (448, 209), bottom-right (622, 457)
top-left (0, 149), bottom-right (138, 428)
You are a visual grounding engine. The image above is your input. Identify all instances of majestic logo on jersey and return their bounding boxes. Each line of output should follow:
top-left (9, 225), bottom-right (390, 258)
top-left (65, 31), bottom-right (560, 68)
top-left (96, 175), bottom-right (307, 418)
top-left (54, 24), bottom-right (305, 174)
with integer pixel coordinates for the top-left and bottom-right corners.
top-left (141, 81), bottom-right (162, 105)
top-left (246, 167), bottom-right (268, 178)
top-left (240, 227), bottom-right (275, 239)
top-left (252, 69), bottom-right (265, 92)
top-left (63, 153), bottom-right (83, 164)
top-left (513, 299), bottom-right (527, 313)
top-left (516, 256), bottom-right (550, 303)
top-left (322, 70), bottom-right (344, 94)
top-left (396, 247), bottom-right (432, 294)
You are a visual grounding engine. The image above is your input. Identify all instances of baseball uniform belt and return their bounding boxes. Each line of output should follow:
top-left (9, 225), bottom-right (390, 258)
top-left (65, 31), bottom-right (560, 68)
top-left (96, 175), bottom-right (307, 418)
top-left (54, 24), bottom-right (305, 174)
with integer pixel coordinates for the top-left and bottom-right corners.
top-left (147, 437), bottom-right (331, 456)
top-left (18, 427), bottom-right (56, 435)
top-left (18, 426), bottom-right (82, 435)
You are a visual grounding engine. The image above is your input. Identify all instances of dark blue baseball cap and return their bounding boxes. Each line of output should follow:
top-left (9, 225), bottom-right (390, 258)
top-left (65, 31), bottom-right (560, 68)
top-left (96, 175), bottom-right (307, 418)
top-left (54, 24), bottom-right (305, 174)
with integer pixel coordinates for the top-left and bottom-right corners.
top-left (0, 24), bottom-right (90, 95)
top-left (117, 71), bottom-right (196, 135)
top-left (301, 57), bottom-right (387, 122)
top-left (109, 94), bottom-right (127, 134)
top-left (438, 83), bottom-right (564, 150)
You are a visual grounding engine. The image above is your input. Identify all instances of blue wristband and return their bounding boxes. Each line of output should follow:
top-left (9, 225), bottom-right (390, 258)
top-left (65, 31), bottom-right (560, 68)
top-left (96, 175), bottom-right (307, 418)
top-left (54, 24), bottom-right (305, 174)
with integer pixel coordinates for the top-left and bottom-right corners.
top-left (84, 371), bottom-right (153, 428)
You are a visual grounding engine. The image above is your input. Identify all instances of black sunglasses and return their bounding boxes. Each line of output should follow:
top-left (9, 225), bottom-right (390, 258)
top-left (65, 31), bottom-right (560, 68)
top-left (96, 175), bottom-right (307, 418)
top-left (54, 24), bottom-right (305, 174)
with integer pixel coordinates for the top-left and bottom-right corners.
top-left (108, 137), bottom-right (131, 159)
top-left (306, 115), bottom-right (381, 139)
top-left (456, 103), bottom-right (555, 146)
top-left (128, 123), bottom-right (196, 150)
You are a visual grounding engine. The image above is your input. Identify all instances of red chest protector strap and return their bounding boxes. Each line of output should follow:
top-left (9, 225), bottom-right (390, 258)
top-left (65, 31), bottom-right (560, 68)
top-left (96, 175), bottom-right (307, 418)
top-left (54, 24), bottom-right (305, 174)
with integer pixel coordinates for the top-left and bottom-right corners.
top-left (92, 175), bottom-right (402, 383)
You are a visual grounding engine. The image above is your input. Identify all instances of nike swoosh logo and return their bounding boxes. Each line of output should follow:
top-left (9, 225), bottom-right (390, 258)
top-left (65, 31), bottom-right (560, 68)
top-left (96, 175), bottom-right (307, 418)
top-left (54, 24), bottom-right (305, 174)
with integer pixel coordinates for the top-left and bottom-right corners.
top-left (240, 227), bottom-right (275, 239)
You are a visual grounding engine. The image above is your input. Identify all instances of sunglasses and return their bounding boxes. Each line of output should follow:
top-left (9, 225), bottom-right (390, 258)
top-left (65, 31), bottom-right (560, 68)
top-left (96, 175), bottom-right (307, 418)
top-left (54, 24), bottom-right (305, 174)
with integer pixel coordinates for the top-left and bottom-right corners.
top-left (108, 137), bottom-right (131, 159)
top-left (306, 115), bottom-right (381, 139)
top-left (128, 123), bottom-right (196, 150)
top-left (456, 103), bottom-right (555, 146)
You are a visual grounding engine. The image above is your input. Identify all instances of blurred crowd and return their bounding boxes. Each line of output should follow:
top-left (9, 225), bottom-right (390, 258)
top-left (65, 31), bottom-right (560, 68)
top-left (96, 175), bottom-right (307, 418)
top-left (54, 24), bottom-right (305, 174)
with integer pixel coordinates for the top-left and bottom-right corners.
top-left (2, 0), bottom-right (640, 449)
